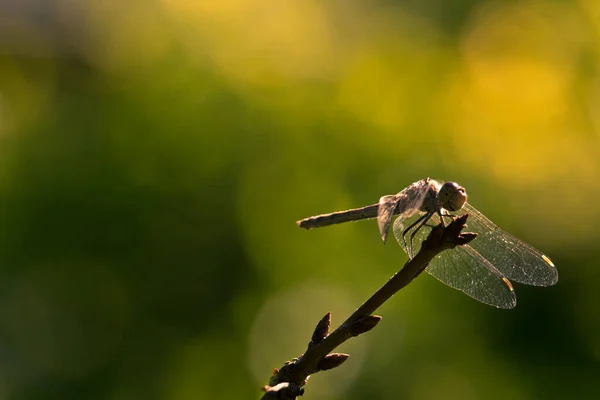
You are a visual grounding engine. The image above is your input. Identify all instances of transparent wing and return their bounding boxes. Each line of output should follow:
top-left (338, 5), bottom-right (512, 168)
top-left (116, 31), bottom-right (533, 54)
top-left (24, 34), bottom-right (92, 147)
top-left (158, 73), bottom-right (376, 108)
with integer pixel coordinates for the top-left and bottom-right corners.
top-left (377, 179), bottom-right (431, 243)
top-left (426, 244), bottom-right (517, 309)
top-left (452, 203), bottom-right (558, 287)
top-left (378, 195), bottom-right (401, 243)
top-left (393, 214), bottom-right (517, 309)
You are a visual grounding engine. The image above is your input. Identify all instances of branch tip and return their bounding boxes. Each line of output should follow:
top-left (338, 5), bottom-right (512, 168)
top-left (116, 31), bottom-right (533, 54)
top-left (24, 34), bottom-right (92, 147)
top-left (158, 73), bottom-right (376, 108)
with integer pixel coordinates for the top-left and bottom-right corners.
top-left (317, 353), bottom-right (350, 371)
top-left (311, 312), bottom-right (331, 344)
top-left (350, 315), bottom-right (382, 336)
top-left (456, 232), bottom-right (477, 246)
top-left (261, 382), bottom-right (304, 400)
top-left (421, 213), bottom-right (475, 253)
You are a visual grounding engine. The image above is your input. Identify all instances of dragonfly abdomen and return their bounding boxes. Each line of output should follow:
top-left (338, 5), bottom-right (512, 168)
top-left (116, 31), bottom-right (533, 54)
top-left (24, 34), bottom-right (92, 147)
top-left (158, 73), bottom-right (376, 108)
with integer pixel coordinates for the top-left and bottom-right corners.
top-left (297, 204), bottom-right (379, 229)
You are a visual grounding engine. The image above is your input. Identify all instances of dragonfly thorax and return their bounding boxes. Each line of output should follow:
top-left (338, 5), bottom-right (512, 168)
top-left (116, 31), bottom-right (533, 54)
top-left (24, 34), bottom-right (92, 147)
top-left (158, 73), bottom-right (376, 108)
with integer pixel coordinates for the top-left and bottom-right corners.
top-left (438, 181), bottom-right (467, 212)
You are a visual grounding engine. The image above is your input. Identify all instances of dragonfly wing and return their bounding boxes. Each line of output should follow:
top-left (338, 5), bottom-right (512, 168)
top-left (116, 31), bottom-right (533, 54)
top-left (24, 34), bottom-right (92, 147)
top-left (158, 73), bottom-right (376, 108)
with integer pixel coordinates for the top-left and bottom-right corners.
top-left (393, 212), bottom-right (517, 308)
top-left (378, 195), bottom-right (400, 243)
top-left (379, 179), bottom-right (432, 243)
top-left (425, 244), bottom-right (517, 309)
top-left (452, 203), bottom-right (558, 287)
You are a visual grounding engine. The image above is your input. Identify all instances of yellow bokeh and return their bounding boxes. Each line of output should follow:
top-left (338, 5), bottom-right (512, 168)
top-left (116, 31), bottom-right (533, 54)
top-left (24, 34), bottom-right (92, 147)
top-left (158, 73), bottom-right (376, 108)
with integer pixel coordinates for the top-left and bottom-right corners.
top-left (56, 0), bottom-right (174, 73)
top-left (450, 0), bottom-right (590, 187)
top-left (160, 0), bottom-right (336, 86)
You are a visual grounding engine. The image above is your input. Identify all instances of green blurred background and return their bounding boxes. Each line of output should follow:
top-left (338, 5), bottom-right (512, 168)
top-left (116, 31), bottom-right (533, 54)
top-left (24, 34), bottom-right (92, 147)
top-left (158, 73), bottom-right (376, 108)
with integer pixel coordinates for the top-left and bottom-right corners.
top-left (0, 0), bottom-right (599, 399)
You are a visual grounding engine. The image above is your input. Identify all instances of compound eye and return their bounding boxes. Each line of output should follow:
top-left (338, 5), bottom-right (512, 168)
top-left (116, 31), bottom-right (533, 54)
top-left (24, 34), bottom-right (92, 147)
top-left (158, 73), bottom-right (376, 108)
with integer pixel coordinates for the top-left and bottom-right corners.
top-left (439, 181), bottom-right (468, 212)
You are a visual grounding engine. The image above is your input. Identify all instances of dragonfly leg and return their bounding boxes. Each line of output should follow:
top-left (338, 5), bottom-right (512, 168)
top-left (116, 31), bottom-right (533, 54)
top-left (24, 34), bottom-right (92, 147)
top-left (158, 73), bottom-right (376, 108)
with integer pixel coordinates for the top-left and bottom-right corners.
top-left (401, 213), bottom-right (433, 257)
top-left (408, 213), bottom-right (434, 256)
top-left (401, 213), bottom-right (428, 254)
top-left (438, 210), bottom-right (456, 227)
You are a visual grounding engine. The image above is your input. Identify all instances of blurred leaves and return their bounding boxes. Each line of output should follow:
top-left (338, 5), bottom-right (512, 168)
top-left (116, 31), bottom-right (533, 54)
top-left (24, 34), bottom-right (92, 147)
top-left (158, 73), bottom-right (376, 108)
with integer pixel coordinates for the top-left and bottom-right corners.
top-left (0, 0), bottom-right (599, 399)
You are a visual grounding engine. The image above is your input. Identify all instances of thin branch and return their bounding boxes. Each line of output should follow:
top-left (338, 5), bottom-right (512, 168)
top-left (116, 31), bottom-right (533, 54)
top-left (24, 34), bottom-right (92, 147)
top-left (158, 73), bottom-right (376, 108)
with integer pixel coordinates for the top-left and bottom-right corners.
top-left (261, 214), bottom-right (476, 399)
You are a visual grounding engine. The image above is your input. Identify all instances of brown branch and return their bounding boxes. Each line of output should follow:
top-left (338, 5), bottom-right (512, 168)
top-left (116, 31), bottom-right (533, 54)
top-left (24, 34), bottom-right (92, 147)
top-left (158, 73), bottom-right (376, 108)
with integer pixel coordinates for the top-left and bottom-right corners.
top-left (261, 214), bottom-right (476, 399)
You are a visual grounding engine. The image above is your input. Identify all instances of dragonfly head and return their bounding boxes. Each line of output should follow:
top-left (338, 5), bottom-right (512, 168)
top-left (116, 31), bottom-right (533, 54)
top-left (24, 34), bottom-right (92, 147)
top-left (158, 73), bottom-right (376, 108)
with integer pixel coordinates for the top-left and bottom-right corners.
top-left (439, 181), bottom-right (467, 211)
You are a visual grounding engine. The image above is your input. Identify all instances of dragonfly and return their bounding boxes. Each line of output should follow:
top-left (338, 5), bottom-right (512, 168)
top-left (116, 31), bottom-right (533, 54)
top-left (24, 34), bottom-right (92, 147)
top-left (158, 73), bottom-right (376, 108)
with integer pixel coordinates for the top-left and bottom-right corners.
top-left (297, 178), bottom-right (558, 309)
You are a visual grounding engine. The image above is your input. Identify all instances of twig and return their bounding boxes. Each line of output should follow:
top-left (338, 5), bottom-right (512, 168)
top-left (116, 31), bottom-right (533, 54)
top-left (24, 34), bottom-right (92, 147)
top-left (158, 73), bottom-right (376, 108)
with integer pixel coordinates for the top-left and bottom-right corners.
top-left (261, 214), bottom-right (476, 399)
